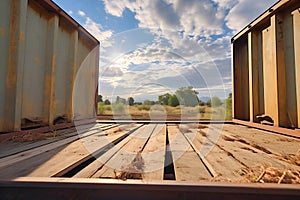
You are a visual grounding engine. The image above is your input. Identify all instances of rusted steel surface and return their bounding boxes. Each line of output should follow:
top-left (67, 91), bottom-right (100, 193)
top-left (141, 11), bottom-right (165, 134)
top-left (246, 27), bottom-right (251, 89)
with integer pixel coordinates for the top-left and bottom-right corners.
top-left (34, 0), bottom-right (99, 44)
top-left (0, 0), bottom-right (99, 132)
top-left (0, 177), bottom-right (299, 200)
top-left (232, 0), bottom-right (300, 129)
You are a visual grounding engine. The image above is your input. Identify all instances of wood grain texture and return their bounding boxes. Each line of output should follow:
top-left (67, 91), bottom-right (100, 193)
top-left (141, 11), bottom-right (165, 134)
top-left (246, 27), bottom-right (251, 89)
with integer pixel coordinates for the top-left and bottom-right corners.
top-left (168, 125), bottom-right (211, 181)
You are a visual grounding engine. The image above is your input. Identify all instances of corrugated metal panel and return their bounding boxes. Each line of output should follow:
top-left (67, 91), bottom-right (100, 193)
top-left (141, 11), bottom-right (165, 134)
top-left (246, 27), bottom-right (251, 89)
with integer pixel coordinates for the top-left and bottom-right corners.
top-left (0, 0), bottom-right (99, 132)
top-left (232, 0), bottom-right (300, 129)
top-left (74, 40), bottom-right (99, 120)
top-left (0, 1), bottom-right (11, 130)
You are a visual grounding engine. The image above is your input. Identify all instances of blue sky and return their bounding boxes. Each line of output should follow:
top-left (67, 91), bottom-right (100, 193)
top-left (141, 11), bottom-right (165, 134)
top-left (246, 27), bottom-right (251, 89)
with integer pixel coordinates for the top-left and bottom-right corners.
top-left (53, 0), bottom-right (278, 102)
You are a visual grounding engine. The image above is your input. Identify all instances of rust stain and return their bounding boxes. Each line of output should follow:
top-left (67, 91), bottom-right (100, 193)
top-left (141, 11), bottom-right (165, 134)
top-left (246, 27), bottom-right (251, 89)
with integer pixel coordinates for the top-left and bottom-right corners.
top-left (22, 95), bottom-right (36, 116)
top-left (44, 74), bottom-right (51, 92)
top-left (7, 42), bottom-right (17, 89)
top-left (6, 68), bottom-right (17, 89)
top-left (0, 27), bottom-right (4, 37)
top-left (6, 0), bottom-right (19, 89)
top-left (67, 62), bottom-right (76, 118)
top-left (34, 56), bottom-right (40, 65)
top-left (20, 31), bottom-right (25, 42)
top-left (52, 54), bottom-right (57, 71)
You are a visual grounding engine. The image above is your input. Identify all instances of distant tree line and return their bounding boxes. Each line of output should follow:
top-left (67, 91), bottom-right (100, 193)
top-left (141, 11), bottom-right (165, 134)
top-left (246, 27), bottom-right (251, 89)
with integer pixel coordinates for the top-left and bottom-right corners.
top-left (98, 87), bottom-right (231, 109)
top-left (158, 86), bottom-right (199, 107)
top-left (98, 95), bottom-right (111, 105)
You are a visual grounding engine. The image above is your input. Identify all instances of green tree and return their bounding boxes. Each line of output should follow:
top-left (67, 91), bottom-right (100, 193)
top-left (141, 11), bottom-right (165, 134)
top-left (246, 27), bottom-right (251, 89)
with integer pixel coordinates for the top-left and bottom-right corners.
top-left (210, 96), bottom-right (222, 107)
top-left (175, 86), bottom-right (199, 107)
top-left (168, 95), bottom-right (179, 107)
top-left (198, 100), bottom-right (205, 106)
top-left (144, 100), bottom-right (155, 105)
top-left (225, 93), bottom-right (232, 120)
top-left (128, 97), bottom-right (134, 106)
top-left (97, 94), bottom-right (103, 102)
top-left (104, 99), bottom-right (111, 105)
top-left (158, 93), bottom-right (171, 105)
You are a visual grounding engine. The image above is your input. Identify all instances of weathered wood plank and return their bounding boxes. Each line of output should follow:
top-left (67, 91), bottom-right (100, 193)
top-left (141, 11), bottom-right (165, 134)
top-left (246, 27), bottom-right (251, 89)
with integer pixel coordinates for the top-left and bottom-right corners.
top-left (248, 31), bottom-right (263, 123)
top-left (281, 10), bottom-right (297, 129)
top-left (262, 17), bottom-right (279, 126)
top-left (73, 124), bottom-right (143, 178)
top-left (141, 124), bottom-right (166, 181)
top-left (222, 124), bottom-right (300, 163)
top-left (168, 124), bottom-right (193, 152)
top-left (0, 128), bottom-right (77, 159)
top-left (0, 124), bottom-right (118, 169)
top-left (167, 125), bottom-right (211, 181)
top-left (76, 123), bottom-right (113, 131)
top-left (292, 9), bottom-right (300, 128)
top-left (16, 125), bottom-right (127, 177)
top-left (184, 126), bottom-right (244, 181)
top-left (233, 36), bottom-right (250, 121)
top-left (204, 125), bottom-right (300, 171)
top-left (92, 124), bottom-right (157, 179)
top-left (0, 123), bottom-right (113, 158)
top-left (0, 145), bottom-right (67, 179)
top-left (275, 13), bottom-right (291, 128)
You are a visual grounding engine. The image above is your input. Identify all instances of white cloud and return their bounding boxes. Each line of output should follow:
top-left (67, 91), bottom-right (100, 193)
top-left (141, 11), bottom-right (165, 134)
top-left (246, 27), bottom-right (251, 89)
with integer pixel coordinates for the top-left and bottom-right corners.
top-left (78, 10), bottom-right (86, 17)
top-left (212, 0), bottom-right (238, 9)
top-left (100, 0), bottom-right (278, 100)
top-left (102, 0), bottom-right (229, 38)
top-left (226, 0), bottom-right (278, 32)
top-left (102, 0), bottom-right (126, 17)
top-left (84, 17), bottom-right (113, 48)
top-left (101, 0), bottom-right (234, 62)
top-left (121, 43), bottom-right (183, 65)
top-left (68, 10), bottom-right (73, 15)
top-left (102, 0), bottom-right (144, 17)
top-left (100, 57), bottom-right (229, 100)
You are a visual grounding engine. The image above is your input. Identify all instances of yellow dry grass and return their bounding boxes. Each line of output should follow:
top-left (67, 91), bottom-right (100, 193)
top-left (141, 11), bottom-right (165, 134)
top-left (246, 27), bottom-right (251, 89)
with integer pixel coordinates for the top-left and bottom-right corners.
top-left (98, 104), bottom-right (230, 120)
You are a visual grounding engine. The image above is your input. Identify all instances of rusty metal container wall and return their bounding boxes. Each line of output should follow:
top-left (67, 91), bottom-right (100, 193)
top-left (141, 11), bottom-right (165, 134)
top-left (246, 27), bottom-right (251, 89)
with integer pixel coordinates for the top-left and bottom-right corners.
top-left (0, 1), bottom-right (11, 130)
top-left (21, 2), bottom-right (49, 125)
top-left (232, 0), bottom-right (300, 129)
top-left (74, 43), bottom-right (99, 120)
top-left (0, 0), bottom-right (28, 131)
top-left (54, 26), bottom-right (73, 120)
top-left (0, 0), bottom-right (99, 132)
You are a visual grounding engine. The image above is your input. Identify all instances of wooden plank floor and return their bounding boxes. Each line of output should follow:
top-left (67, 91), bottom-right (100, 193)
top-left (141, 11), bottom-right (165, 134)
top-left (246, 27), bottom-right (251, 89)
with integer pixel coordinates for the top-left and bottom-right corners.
top-left (168, 124), bottom-right (212, 181)
top-left (0, 122), bottom-right (299, 183)
top-left (92, 124), bottom-right (157, 179)
top-left (141, 124), bottom-right (166, 180)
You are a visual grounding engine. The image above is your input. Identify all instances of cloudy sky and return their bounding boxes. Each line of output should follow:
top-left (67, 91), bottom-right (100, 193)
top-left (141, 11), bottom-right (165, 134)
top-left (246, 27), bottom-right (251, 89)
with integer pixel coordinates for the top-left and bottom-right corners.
top-left (53, 0), bottom-right (278, 102)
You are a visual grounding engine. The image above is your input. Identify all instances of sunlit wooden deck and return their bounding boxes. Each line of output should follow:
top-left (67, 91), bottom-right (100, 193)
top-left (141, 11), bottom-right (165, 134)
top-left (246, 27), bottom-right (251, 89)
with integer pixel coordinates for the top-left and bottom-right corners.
top-left (0, 121), bottom-right (299, 184)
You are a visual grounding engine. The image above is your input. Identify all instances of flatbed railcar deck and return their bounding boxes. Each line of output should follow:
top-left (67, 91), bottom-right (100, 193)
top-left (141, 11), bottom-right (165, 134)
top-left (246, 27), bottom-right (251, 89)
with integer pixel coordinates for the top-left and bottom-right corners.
top-left (0, 121), bottom-right (299, 199)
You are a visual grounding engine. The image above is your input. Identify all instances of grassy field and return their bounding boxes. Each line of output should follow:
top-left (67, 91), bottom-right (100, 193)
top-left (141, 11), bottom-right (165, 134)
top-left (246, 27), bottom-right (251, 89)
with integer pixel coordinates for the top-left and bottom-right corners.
top-left (98, 103), bottom-right (232, 120)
